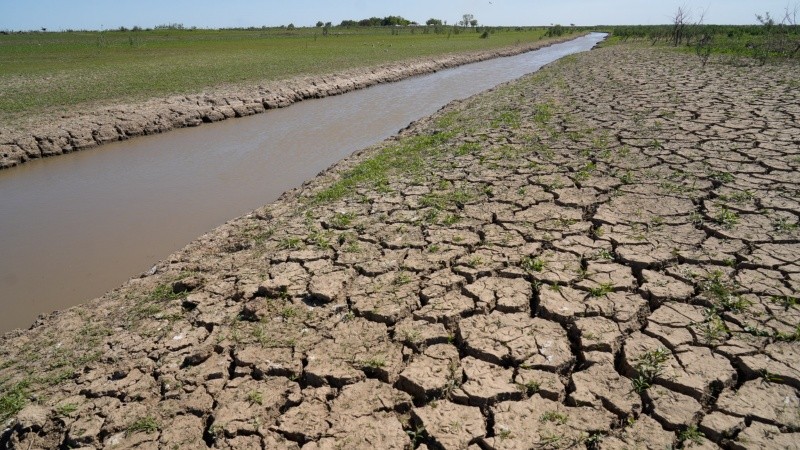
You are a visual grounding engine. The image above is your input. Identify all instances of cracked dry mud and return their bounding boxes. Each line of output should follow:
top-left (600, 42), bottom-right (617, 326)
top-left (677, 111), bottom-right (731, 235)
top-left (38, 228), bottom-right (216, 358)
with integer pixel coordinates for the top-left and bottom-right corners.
top-left (2, 42), bottom-right (799, 449)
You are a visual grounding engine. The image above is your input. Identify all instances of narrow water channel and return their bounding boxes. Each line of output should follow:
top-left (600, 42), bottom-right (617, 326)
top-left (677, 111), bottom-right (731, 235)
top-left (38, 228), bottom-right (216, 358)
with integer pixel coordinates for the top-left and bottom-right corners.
top-left (0, 33), bottom-right (606, 332)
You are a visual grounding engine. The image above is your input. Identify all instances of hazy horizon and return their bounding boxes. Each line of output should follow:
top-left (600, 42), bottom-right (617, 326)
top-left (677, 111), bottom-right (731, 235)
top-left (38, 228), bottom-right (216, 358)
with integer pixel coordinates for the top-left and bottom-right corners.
top-left (1, 0), bottom-right (797, 31)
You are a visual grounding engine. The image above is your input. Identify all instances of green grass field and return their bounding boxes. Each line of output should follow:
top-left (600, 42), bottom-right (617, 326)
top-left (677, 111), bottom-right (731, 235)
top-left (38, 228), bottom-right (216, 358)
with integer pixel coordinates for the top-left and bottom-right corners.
top-left (0, 26), bottom-right (578, 126)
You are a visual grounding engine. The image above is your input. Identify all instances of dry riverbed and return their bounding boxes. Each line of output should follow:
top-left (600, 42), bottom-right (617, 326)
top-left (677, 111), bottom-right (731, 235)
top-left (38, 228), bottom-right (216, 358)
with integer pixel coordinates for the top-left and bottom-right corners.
top-left (2, 42), bottom-right (800, 449)
top-left (0, 34), bottom-right (584, 171)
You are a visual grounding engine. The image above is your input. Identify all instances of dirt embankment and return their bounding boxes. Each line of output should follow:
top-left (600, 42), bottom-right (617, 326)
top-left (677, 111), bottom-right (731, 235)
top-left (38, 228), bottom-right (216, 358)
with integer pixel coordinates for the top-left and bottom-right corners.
top-left (0, 34), bottom-right (587, 171)
top-left (2, 43), bottom-right (800, 449)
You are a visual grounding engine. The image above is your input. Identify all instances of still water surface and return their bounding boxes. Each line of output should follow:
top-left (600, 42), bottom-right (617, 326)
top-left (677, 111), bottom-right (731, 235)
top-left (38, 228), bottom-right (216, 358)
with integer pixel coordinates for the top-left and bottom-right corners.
top-left (0, 33), bottom-right (606, 332)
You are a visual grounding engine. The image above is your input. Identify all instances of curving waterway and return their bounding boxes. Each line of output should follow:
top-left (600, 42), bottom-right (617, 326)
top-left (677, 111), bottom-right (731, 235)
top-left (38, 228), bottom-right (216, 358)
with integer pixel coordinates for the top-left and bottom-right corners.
top-left (0, 33), bottom-right (606, 332)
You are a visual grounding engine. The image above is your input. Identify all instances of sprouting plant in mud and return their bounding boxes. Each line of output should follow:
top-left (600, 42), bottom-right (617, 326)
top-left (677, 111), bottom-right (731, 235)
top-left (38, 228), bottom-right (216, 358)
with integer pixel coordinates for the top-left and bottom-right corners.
top-left (619, 170), bottom-right (634, 185)
top-left (594, 249), bottom-right (614, 261)
top-left (589, 282), bottom-right (614, 297)
top-left (700, 271), bottom-right (750, 313)
top-left (278, 237), bottom-right (304, 250)
top-left (126, 416), bottom-right (159, 436)
top-left (331, 211), bottom-right (356, 228)
top-left (539, 410), bottom-right (568, 425)
top-left (631, 347), bottom-right (670, 393)
top-left (521, 256), bottom-right (546, 272)
top-left (55, 402), bottom-right (79, 417)
top-left (362, 357), bottom-right (386, 369)
top-left (772, 216), bottom-right (799, 232)
top-left (0, 381), bottom-right (29, 422)
top-left (698, 309), bottom-right (729, 344)
top-left (714, 207), bottom-right (739, 228)
top-left (393, 272), bottom-right (413, 286)
top-left (517, 379), bottom-right (541, 397)
top-left (247, 390), bottom-right (264, 405)
top-left (406, 426), bottom-right (428, 446)
top-left (678, 425), bottom-right (705, 446)
top-left (771, 295), bottom-right (798, 311)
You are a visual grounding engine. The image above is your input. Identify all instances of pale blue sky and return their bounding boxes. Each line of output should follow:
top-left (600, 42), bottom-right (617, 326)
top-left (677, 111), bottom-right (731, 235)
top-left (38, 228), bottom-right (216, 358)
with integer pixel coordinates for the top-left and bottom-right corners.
top-left (0, 0), bottom-right (794, 31)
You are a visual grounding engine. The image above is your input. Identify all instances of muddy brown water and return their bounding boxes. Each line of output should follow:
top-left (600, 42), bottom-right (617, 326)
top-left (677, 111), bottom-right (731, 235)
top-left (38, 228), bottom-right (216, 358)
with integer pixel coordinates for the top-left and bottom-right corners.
top-left (0, 33), bottom-right (606, 333)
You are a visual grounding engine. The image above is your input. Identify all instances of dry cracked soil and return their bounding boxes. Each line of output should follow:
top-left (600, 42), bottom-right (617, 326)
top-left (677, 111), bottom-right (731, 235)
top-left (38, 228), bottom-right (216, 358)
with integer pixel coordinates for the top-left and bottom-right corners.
top-left (1, 42), bottom-right (799, 449)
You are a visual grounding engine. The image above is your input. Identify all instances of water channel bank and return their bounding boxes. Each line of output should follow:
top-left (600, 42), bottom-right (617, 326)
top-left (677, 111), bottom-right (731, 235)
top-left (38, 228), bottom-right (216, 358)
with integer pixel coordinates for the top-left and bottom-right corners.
top-left (0, 33), bottom-right (590, 170)
top-left (0, 33), bottom-right (606, 333)
top-left (2, 40), bottom-right (799, 449)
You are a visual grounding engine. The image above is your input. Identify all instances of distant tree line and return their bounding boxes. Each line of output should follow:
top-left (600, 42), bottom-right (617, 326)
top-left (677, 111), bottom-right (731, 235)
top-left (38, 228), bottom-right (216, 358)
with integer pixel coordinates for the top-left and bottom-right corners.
top-left (338, 16), bottom-right (415, 27)
top-left (609, 4), bottom-right (800, 64)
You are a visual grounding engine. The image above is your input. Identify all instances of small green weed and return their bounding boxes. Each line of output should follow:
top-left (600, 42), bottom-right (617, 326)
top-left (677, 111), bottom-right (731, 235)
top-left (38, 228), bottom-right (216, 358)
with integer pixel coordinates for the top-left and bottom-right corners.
top-left (714, 207), bottom-right (739, 228)
top-left (247, 391), bottom-right (264, 405)
top-left (761, 369), bottom-right (782, 383)
top-left (308, 230), bottom-right (332, 249)
top-left (631, 347), bottom-right (670, 393)
top-left (699, 310), bottom-right (729, 344)
top-left (393, 272), bottom-right (413, 285)
top-left (701, 271), bottom-right (749, 313)
top-left (278, 237), bottom-right (303, 250)
top-left (521, 256), bottom-right (546, 272)
top-left (619, 170), bottom-right (634, 184)
top-left (442, 214), bottom-right (461, 225)
top-left (539, 411), bottom-right (568, 425)
top-left (0, 381), bottom-right (29, 422)
top-left (491, 110), bottom-right (521, 128)
top-left (589, 282), bottom-right (614, 297)
top-left (678, 425), bottom-right (705, 446)
top-left (127, 416), bottom-right (159, 436)
top-left (709, 171), bottom-right (735, 183)
top-left (533, 103), bottom-right (553, 125)
top-left (407, 426), bottom-right (428, 446)
top-left (518, 380), bottom-right (540, 396)
top-left (455, 142), bottom-right (481, 156)
top-left (773, 325), bottom-right (800, 342)
top-left (466, 256), bottom-right (484, 268)
top-left (55, 402), bottom-right (79, 417)
top-left (420, 189), bottom-right (473, 210)
top-left (280, 307), bottom-right (298, 320)
top-left (771, 295), bottom-right (798, 310)
top-left (772, 217), bottom-right (798, 232)
top-left (331, 212), bottom-right (356, 228)
top-left (720, 190), bottom-right (754, 203)
top-left (362, 357), bottom-right (386, 369)
top-left (147, 283), bottom-right (185, 302)
top-left (594, 249), bottom-right (614, 260)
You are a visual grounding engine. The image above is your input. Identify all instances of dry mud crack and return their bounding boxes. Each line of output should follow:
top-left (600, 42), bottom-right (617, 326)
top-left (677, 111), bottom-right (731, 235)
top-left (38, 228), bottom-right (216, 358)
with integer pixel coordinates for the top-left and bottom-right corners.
top-left (2, 43), bottom-right (800, 449)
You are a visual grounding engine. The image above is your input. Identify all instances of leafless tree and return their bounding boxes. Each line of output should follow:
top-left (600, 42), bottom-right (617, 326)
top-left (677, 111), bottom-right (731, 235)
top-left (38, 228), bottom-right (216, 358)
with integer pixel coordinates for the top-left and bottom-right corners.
top-left (689, 7), bottom-right (713, 66)
top-left (672, 6), bottom-right (691, 46)
top-left (460, 13), bottom-right (474, 28)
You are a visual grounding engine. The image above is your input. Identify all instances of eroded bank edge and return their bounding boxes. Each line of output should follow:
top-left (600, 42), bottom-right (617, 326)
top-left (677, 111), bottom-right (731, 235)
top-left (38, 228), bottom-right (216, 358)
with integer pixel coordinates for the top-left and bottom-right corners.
top-left (0, 33), bottom-right (594, 171)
